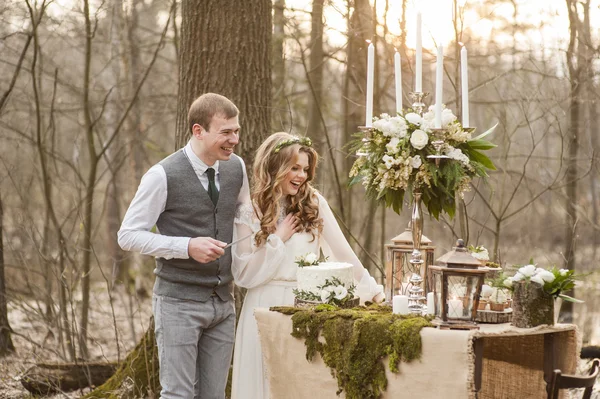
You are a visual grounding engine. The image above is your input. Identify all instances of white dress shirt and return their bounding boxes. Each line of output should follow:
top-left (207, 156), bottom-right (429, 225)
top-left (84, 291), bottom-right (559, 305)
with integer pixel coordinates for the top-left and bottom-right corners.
top-left (117, 142), bottom-right (250, 259)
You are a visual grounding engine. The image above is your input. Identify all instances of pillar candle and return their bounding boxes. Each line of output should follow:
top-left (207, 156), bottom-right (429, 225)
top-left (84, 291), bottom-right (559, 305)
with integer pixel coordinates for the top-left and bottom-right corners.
top-left (415, 12), bottom-right (422, 92)
top-left (448, 297), bottom-right (464, 318)
top-left (395, 50), bottom-right (402, 114)
top-left (461, 46), bottom-right (470, 127)
top-left (365, 41), bottom-right (374, 127)
top-left (393, 295), bottom-right (409, 315)
top-left (426, 292), bottom-right (435, 315)
top-left (434, 45), bottom-right (444, 128)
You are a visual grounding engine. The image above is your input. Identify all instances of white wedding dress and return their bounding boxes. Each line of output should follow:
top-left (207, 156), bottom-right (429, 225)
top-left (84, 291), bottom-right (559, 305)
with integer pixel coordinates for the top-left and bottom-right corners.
top-left (230, 193), bottom-right (383, 399)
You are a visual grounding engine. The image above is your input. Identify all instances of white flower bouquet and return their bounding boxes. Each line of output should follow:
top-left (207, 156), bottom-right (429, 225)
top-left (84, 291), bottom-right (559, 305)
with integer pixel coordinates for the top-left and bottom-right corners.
top-left (502, 264), bottom-right (582, 303)
top-left (469, 245), bottom-right (490, 262)
top-left (349, 107), bottom-right (496, 218)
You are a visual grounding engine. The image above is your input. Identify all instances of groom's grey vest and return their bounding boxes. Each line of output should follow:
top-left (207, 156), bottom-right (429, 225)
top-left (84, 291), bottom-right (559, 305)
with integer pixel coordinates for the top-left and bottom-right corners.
top-left (153, 150), bottom-right (243, 302)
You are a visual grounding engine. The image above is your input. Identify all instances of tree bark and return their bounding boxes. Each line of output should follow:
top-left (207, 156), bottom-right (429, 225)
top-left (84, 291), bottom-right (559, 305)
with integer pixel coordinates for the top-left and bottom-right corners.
top-left (21, 362), bottom-right (118, 396)
top-left (512, 281), bottom-right (554, 328)
top-left (0, 195), bottom-right (15, 356)
top-left (342, 0), bottom-right (372, 224)
top-left (307, 0), bottom-right (325, 154)
top-left (174, 0), bottom-right (272, 158)
top-left (272, 0), bottom-right (288, 132)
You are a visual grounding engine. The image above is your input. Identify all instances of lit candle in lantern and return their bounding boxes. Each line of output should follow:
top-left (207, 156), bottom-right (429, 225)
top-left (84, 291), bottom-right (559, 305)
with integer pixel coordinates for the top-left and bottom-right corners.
top-left (461, 45), bottom-right (470, 127)
top-left (365, 40), bottom-right (374, 127)
top-left (448, 296), bottom-right (464, 318)
top-left (415, 12), bottom-right (422, 92)
top-left (435, 44), bottom-right (444, 128)
top-left (393, 295), bottom-right (409, 315)
top-left (394, 49), bottom-right (402, 114)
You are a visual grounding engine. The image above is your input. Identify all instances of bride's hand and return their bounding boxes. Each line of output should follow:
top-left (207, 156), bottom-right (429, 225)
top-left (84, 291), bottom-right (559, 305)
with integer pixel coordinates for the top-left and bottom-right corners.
top-left (275, 213), bottom-right (299, 242)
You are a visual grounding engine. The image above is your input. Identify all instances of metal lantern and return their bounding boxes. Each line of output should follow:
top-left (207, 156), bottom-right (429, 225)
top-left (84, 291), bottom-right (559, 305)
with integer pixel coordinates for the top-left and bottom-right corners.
top-left (385, 227), bottom-right (435, 298)
top-left (429, 239), bottom-right (487, 329)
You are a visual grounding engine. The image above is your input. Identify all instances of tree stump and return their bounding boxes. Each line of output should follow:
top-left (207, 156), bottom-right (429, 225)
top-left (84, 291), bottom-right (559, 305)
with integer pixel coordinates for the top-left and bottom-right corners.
top-left (20, 362), bottom-right (118, 395)
top-left (511, 281), bottom-right (554, 328)
top-left (83, 320), bottom-right (160, 399)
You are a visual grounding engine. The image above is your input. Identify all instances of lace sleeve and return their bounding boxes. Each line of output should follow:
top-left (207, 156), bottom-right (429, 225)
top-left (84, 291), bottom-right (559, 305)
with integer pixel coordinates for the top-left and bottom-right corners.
top-left (235, 203), bottom-right (259, 232)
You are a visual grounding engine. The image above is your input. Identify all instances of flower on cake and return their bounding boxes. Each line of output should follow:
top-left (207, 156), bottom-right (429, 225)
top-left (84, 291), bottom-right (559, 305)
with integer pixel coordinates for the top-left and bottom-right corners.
top-left (295, 252), bottom-right (320, 267)
top-left (294, 277), bottom-right (356, 307)
top-left (349, 107), bottom-right (497, 218)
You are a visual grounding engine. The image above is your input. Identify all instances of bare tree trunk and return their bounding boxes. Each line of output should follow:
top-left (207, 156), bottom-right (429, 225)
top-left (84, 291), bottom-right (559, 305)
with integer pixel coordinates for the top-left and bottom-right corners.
top-left (342, 0), bottom-right (373, 225)
top-left (272, 0), bottom-right (288, 132)
top-left (307, 0), bottom-right (324, 154)
top-left (562, 0), bottom-right (586, 322)
top-left (0, 195), bottom-right (15, 357)
top-left (106, 0), bottom-right (126, 289)
top-left (174, 0), bottom-right (272, 157)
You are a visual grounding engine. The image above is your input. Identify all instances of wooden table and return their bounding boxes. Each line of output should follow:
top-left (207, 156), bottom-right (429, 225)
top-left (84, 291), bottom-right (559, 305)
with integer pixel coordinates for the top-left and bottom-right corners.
top-left (255, 309), bottom-right (579, 399)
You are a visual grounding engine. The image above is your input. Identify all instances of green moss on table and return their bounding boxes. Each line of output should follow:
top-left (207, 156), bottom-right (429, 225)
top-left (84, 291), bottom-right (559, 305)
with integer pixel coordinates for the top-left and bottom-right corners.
top-left (270, 304), bottom-right (434, 399)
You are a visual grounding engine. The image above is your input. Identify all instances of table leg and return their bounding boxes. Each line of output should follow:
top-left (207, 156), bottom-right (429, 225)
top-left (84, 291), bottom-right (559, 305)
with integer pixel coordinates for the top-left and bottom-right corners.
top-left (473, 337), bottom-right (484, 397)
top-left (544, 333), bottom-right (556, 396)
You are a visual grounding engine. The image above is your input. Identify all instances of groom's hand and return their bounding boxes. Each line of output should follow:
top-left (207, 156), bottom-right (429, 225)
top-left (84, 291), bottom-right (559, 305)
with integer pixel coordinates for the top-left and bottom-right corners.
top-left (188, 237), bottom-right (226, 263)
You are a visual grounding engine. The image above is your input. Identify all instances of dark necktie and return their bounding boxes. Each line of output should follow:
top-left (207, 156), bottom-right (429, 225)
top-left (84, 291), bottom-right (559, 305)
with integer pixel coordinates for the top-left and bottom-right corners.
top-left (206, 168), bottom-right (219, 206)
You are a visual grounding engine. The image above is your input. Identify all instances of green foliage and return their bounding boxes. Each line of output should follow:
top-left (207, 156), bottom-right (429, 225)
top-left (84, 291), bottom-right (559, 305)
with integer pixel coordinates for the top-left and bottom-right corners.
top-left (271, 304), bottom-right (433, 399)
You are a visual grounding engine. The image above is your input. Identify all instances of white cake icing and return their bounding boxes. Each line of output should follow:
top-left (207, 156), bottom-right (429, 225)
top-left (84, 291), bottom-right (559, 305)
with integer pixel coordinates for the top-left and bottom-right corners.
top-left (296, 262), bottom-right (354, 296)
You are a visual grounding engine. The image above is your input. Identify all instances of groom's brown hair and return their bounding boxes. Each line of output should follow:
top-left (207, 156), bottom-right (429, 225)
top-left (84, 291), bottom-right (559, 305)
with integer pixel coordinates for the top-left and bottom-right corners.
top-left (188, 93), bottom-right (239, 134)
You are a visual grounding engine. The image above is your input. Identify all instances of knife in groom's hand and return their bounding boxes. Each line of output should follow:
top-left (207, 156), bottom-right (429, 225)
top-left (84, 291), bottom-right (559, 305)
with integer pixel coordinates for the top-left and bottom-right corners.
top-left (224, 233), bottom-right (253, 249)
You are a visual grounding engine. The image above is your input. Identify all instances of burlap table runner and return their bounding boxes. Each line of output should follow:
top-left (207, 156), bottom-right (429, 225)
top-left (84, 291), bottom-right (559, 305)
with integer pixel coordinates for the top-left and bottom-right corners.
top-left (254, 309), bottom-right (579, 399)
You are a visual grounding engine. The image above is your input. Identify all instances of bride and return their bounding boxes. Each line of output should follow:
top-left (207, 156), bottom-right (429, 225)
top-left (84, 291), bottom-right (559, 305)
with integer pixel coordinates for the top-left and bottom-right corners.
top-left (230, 132), bottom-right (384, 399)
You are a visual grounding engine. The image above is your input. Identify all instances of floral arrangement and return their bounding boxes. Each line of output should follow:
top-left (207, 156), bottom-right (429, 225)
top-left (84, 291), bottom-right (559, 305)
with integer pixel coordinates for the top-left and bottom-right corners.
top-left (293, 277), bottom-right (357, 306)
top-left (501, 264), bottom-right (582, 303)
top-left (295, 252), bottom-right (320, 267)
top-left (468, 245), bottom-right (490, 262)
top-left (349, 106), bottom-right (496, 218)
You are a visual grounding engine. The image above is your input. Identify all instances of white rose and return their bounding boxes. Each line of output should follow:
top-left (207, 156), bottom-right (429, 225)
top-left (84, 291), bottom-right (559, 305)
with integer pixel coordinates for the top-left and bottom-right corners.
top-left (372, 118), bottom-right (389, 133)
top-left (388, 116), bottom-right (408, 137)
top-left (559, 269), bottom-right (569, 276)
top-left (503, 278), bottom-right (513, 288)
top-left (333, 286), bottom-right (348, 300)
top-left (386, 137), bottom-right (401, 153)
top-left (404, 112), bottom-right (422, 125)
top-left (481, 284), bottom-right (494, 297)
top-left (539, 270), bottom-right (555, 283)
top-left (530, 275), bottom-right (545, 286)
top-left (411, 155), bottom-right (422, 169)
top-left (410, 129), bottom-right (429, 150)
top-left (511, 272), bottom-right (525, 282)
top-left (441, 108), bottom-right (457, 127)
top-left (519, 264), bottom-right (537, 277)
top-left (320, 286), bottom-right (335, 303)
top-left (305, 253), bottom-right (318, 264)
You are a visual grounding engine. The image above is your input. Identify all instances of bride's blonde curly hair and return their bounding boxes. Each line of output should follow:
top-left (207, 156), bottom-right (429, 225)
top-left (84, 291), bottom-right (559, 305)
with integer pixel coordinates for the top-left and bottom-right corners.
top-left (252, 132), bottom-right (323, 247)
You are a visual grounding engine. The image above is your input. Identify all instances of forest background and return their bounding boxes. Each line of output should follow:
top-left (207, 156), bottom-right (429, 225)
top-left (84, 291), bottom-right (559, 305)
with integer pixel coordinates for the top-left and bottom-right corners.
top-left (0, 0), bottom-right (599, 396)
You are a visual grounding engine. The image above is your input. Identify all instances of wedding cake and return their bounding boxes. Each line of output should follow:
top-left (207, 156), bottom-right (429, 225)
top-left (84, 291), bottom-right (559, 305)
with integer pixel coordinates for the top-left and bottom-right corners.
top-left (296, 262), bottom-right (354, 297)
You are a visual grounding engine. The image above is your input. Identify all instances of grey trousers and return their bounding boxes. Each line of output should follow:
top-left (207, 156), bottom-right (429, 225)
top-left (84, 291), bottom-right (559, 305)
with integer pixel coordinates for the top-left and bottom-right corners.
top-left (153, 294), bottom-right (235, 399)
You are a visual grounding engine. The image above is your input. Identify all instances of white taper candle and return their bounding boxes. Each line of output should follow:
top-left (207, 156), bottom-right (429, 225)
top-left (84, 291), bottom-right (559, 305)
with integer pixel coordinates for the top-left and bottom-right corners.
top-left (435, 44), bottom-right (444, 128)
top-left (365, 41), bottom-right (374, 127)
top-left (394, 50), bottom-right (402, 114)
top-left (415, 12), bottom-right (422, 92)
top-left (461, 46), bottom-right (470, 127)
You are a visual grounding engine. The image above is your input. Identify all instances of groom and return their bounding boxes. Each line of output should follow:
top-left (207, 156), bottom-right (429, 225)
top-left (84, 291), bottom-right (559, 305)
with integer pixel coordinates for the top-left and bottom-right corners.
top-left (118, 93), bottom-right (249, 398)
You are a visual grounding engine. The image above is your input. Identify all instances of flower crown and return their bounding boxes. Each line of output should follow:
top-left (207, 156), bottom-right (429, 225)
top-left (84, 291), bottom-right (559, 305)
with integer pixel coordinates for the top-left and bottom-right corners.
top-left (273, 136), bottom-right (312, 154)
